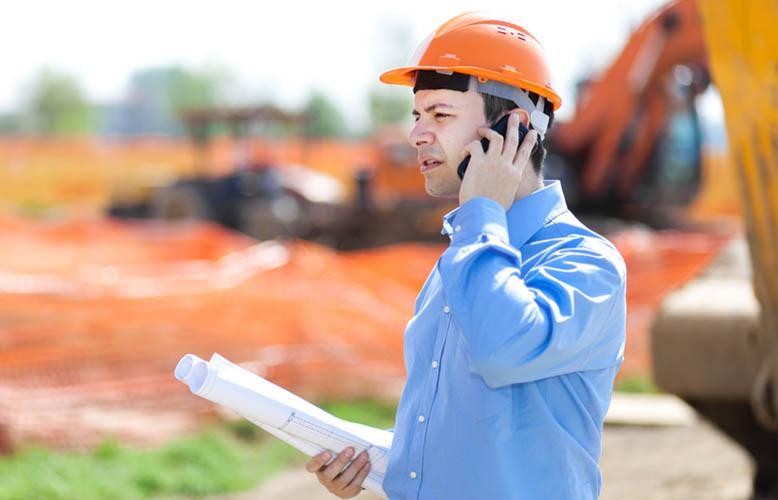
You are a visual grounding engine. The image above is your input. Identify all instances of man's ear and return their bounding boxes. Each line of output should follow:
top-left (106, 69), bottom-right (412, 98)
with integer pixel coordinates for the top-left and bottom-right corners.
top-left (507, 109), bottom-right (530, 128)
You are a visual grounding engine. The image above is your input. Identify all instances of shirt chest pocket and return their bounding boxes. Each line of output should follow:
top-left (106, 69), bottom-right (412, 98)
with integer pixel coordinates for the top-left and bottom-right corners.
top-left (447, 333), bottom-right (512, 422)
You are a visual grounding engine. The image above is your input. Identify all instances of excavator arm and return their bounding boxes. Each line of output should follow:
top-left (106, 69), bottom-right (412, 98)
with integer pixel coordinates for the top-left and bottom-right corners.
top-left (550, 0), bottom-right (709, 211)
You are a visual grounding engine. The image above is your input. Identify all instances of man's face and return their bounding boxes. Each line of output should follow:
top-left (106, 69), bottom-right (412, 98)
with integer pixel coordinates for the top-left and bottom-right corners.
top-left (409, 88), bottom-right (487, 198)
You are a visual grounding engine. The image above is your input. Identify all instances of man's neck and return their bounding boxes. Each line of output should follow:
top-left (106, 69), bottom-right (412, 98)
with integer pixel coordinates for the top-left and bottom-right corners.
top-left (512, 171), bottom-right (544, 205)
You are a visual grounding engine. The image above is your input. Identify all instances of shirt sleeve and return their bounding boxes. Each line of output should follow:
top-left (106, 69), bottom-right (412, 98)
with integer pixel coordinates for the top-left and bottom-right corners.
top-left (437, 196), bottom-right (626, 388)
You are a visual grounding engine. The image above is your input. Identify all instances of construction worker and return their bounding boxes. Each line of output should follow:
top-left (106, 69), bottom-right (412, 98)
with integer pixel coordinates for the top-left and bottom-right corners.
top-left (305, 12), bottom-right (626, 499)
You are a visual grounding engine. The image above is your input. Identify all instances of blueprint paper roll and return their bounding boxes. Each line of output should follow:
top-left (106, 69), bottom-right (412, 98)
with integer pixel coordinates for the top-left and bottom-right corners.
top-left (185, 358), bottom-right (292, 428)
top-left (207, 353), bottom-right (345, 426)
top-left (174, 353), bottom-right (206, 383)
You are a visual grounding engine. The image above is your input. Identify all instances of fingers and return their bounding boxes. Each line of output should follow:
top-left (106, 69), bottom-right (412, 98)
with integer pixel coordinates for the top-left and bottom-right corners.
top-left (477, 127), bottom-right (503, 160)
top-left (306, 450), bottom-right (332, 473)
top-left (308, 447), bottom-right (372, 499)
top-left (332, 450), bottom-right (369, 490)
top-left (341, 459), bottom-right (372, 497)
top-left (513, 130), bottom-right (539, 169)
top-left (319, 447), bottom-right (355, 481)
top-left (463, 139), bottom-right (485, 159)
top-left (502, 113), bottom-right (521, 160)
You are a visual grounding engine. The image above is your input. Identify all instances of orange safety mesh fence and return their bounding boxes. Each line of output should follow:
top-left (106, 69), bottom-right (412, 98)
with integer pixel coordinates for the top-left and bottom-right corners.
top-left (608, 227), bottom-right (736, 379)
top-left (0, 215), bottom-right (734, 450)
top-left (0, 216), bottom-right (434, 450)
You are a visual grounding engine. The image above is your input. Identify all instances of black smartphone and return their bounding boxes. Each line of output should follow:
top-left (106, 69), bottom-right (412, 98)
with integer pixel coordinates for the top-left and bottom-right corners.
top-left (457, 114), bottom-right (535, 180)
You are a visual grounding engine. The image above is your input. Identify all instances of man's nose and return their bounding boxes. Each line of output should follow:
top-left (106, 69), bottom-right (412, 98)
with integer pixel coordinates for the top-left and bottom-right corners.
top-left (408, 123), bottom-right (434, 148)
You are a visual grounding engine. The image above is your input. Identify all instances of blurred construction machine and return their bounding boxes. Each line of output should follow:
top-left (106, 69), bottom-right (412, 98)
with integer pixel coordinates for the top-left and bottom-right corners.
top-left (651, 0), bottom-right (778, 498)
top-left (107, 106), bottom-right (454, 249)
top-left (108, 106), bottom-right (356, 246)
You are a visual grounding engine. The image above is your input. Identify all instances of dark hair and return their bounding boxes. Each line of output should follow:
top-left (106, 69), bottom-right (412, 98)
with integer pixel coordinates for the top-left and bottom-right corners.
top-left (481, 92), bottom-right (555, 175)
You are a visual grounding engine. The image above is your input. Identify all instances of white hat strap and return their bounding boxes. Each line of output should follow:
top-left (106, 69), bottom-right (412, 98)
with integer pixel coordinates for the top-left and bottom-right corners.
top-left (471, 77), bottom-right (550, 138)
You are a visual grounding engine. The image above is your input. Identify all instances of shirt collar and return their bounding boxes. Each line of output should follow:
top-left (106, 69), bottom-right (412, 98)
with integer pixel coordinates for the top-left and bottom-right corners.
top-left (440, 180), bottom-right (568, 247)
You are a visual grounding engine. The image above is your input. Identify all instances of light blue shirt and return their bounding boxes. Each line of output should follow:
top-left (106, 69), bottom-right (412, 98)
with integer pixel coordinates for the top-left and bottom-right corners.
top-left (382, 180), bottom-right (626, 500)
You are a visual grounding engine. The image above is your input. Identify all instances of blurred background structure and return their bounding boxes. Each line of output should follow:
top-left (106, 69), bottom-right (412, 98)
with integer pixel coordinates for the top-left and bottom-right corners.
top-left (0, 0), bottom-right (775, 499)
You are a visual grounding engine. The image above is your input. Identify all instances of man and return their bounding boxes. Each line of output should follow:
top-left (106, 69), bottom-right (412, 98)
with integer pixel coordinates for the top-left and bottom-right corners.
top-left (306, 12), bottom-right (626, 499)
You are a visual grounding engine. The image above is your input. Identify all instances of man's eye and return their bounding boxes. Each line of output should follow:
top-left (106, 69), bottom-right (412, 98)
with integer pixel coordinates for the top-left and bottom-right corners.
top-left (413, 113), bottom-right (451, 122)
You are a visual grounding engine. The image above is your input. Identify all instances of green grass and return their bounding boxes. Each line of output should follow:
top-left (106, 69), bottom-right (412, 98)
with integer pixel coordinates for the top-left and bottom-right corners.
top-left (0, 430), bottom-right (299, 500)
top-left (0, 398), bottom-right (397, 500)
top-left (614, 374), bottom-right (660, 394)
top-left (319, 398), bottom-right (397, 430)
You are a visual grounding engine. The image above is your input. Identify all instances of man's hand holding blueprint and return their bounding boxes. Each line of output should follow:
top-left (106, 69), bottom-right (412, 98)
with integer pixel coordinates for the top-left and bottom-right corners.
top-left (174, 353), bottom-right (392, 498)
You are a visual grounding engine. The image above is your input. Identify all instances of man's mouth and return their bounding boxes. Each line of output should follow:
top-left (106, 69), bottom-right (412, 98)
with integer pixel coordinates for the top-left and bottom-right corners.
top-left (420, 159), bottom-right (444, 173)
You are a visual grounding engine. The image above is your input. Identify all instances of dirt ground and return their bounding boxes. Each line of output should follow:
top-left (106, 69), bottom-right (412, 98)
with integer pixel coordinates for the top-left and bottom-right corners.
top-left (598, 421), bottom-right (752, 500)
top-left (215, 419), bottom-right (753, 500)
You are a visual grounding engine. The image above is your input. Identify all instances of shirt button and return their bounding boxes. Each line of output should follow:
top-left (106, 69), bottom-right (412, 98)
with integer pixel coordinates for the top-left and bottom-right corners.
top-left (454, 225), bottom-right (462, 233)
top-left (409, 471), bottom-right (417, 479)
top-left (443, 305), bottom-right (450, 314)
top-left (431, 360), bottom-right (439, 369)
top-left (418, 415), bottom-right (425, 423)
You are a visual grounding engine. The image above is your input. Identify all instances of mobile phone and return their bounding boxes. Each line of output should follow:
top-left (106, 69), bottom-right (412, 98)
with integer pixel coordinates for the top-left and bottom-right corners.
top-left (457, 114), bottom-right (535, 180)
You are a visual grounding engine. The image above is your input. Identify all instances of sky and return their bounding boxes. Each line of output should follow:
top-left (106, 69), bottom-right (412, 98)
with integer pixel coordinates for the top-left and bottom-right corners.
top-left (1, 0), bottom-right (724, 130)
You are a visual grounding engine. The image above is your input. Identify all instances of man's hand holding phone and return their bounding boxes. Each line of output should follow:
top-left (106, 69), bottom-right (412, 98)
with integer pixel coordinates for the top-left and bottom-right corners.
top-left (459, 111), bottom-right (539, 211)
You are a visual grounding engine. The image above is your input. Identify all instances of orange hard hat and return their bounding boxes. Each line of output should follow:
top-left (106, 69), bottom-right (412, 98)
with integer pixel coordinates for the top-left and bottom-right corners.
top-left (380, 12), bottom-right (562, 112)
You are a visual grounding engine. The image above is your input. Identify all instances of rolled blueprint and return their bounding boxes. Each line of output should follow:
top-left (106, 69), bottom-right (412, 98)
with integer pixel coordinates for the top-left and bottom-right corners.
top-left (175, 353), bottom-right (392, 498)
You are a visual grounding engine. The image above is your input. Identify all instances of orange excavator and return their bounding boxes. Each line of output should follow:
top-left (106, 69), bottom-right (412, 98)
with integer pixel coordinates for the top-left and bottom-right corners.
top-left (545, 0), bottom-right (711, 223)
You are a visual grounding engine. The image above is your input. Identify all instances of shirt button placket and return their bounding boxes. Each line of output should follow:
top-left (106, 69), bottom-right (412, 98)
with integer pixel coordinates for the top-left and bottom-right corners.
top-left (409, 300), bottom-right (451, 496)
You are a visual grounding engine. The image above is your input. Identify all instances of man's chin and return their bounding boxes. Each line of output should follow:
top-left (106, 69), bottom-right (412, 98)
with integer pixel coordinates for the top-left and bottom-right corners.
top-left (424, 183), bottom-right (459, 199)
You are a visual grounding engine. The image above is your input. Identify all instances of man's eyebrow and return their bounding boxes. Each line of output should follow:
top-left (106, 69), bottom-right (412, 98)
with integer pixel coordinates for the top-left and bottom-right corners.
top-left (411, 103), bottom-right (454, 117)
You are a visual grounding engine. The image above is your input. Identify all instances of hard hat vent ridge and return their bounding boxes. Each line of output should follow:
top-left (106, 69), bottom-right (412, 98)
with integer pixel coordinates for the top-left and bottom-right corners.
top-left (496, 26), bottom-right (527, 41)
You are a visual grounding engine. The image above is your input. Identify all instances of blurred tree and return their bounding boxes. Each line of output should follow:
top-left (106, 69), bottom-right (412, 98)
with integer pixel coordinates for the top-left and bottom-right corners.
top-left (21, 68), bottom-right (94, 135)
top-left (302, 91), bottom-right (349, 138)
top-left (365, 17), bottom-right (414, 134)
top-left (367, 90), bottom-right (411, 130)
top-left (0, 113), bottom-right (20, 134)
top-left (103, 64), bottom-right (235, 137)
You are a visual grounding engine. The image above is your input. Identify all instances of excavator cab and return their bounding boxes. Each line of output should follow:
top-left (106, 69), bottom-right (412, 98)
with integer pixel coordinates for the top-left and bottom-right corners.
top-left (637, 65), bottom-right (705, 209)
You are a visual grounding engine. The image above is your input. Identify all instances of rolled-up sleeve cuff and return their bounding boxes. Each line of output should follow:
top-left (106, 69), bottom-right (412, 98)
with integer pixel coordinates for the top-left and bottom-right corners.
top-left (449, 196), bottom-right (509, 246)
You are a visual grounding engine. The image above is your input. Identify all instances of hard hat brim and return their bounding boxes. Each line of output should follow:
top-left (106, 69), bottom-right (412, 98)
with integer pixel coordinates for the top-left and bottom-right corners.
top-left (380, 65), bottom-right (562, 111)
